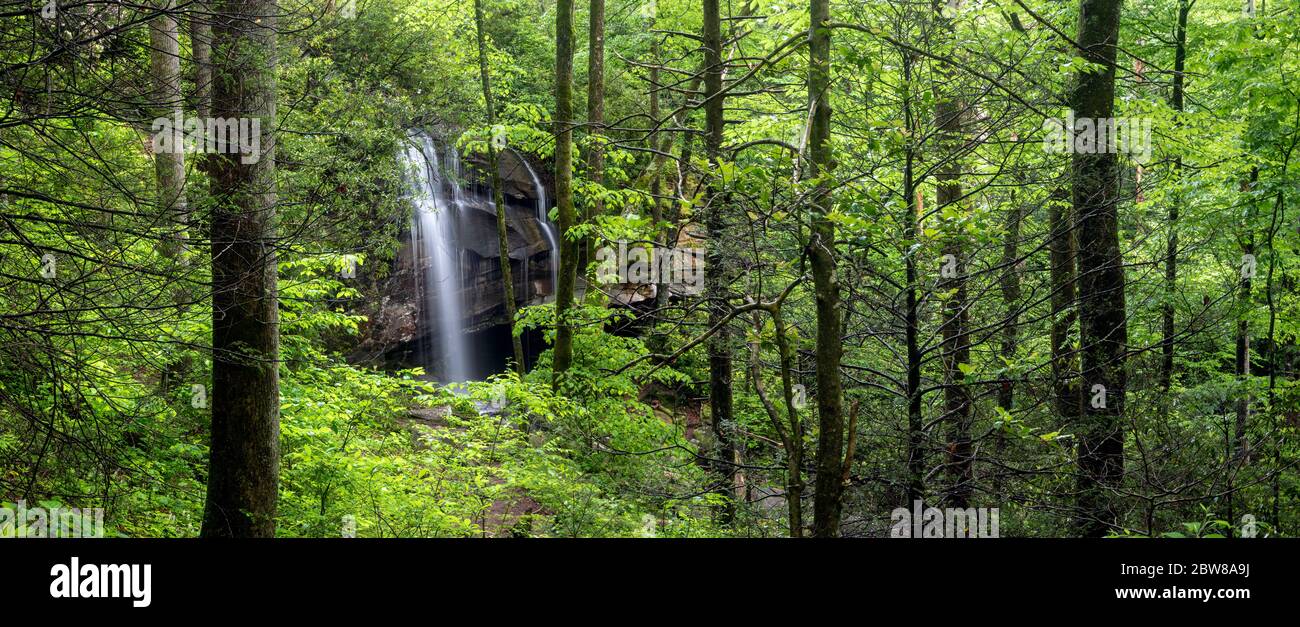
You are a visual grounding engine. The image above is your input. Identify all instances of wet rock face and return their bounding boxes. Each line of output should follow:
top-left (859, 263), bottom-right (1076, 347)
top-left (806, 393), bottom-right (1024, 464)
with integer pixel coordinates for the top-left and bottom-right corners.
top-left (350, 148), bottom-right (555, 372)
top-left (458, 204), bottom-right (554, 330)
top-left (467, 148), bottom-right (554, 205)
top-left (350, 238), bottom-right (422, 369)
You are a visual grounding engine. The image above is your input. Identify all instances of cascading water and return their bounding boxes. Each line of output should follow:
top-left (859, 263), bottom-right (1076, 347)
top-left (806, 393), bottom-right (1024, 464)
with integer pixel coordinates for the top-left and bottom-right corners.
top-left (404, 133), bottom-right (471, 382)
top-left (516, 151), bottom-right (559, 297)
top-left (402, 131), bottom-right (558, 382)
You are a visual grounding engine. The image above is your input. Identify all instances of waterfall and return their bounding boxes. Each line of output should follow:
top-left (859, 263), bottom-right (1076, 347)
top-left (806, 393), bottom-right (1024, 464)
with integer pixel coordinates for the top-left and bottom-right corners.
top-left (401, 132), bottom-right (558, 382)
top-left (516, 151), bottom-right (559, 296)
top-left (405, 133), bottom-right (471, 382)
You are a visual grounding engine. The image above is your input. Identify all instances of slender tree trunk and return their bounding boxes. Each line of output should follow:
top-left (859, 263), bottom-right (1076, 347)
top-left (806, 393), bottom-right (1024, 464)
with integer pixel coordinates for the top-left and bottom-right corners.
top-left (191, 2), bottom-right (212, 119)
top-left (1071, 0), bottom-right (1127, 538)
top-left (149, 0), bottom-right (188, 257)
top-left (551, 0), bottom-right (577, 388)
top-left (702, 0), bottom-right (736, 524)
top-left (997, 199), bottom-right (1022, 412)
top-left (749, 306), bottom-right (804, 537)
top-left (190, 2), bottom-right (213, 187)
top-left (902, 53), bottom-right (925, 509)
top-left (1229, 226), bottom-right (1253, 537)
top-left (807, 0), bottom-right (843, 537)
top-left (581, 0), bottom-right (605, 278)
top-left (1049, 190), bottom-right (1084, 525)
top-left (1235, 250), bottom-right (1253, 461)
top-left (1161, 0), bottom-right (1189, 391)
top-left (647, 24), bottom-right (672, 317)
top-left (1050, 188), bottom-right (1080, 428)
top-left (993, 194), bottom-right (1022, 497)
top-left (1265, 189), bottom-right (1284, 534)
top-left (934, 1), bottom-right (971, 509)
top-left (201, 0), bottom-right (280, 538)
top-left (772, 305), bottom-right (804, 537)
top-left (1233, 170), bottom-right (1258, 483)
top-left (473, 0), bottom-right (524, 375)
top-left (672, 68), bottom-right (705, 202)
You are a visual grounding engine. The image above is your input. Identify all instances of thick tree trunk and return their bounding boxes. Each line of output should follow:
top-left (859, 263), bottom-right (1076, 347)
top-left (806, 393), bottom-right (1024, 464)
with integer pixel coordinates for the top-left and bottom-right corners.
top-left (201, 0), bottom-right (280, 538)
top-left (473, 0), bottom-right (524, 375)
top-left (808, 0), bottom-right (843, 536)
top-left (149, 0), bottom-right (188, 257)
top-left (1071, 0), bottom-right (1127, 537)
top-left (551, 0), bottom-right (577, 388)
top-left (702, 0), bottom-right (736, 524)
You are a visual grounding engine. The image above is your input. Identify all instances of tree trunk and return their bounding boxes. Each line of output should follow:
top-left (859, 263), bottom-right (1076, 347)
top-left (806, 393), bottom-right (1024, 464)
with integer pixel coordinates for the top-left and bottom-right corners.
top-left (551, 0), bottom-right (577, 388)
top-left (149, 0), bottom-right (188, 257)
top-left (1230, 234), bottom-right (1252, 535)
top-left (191, 1), bottom-right (212, 119)
top-left (772, 305), bottom-right (804, 537)
top-left (901, 53), bottom-right (924, 509)
top-left (1161, 0), bottom-right (1189, 391)
top-left (934, 2), bottom-right (971, 509)
top-left (1071, 0), bottom-right (1127, 537)
top-left (997, 199), bottom-right (1022, 412)
top-left (201, 0), bottom-right (280, 538)
top-left (749, 307), bottom-right (804, 537)
top-left (581, 0), bottom-right (605, 278)
top-left (473, 0), bottom-right (524, 376)
top-left (993, 194), bottom-right (1022, 497)
top-left (1049, 188), bottom-right (1080, 429)
top-left (808, 0), bottom-right (843, 537)
top-left (1265, 189), bottom-right (1283, 534)
top-left (1233, 170), bottom-right (1257, 471)
top-left (190, 2), bottom-right (213, 184)
top-left (702, 0), bottom-right (736, 525)
top-left (647, 21), bottom-right (671, 317)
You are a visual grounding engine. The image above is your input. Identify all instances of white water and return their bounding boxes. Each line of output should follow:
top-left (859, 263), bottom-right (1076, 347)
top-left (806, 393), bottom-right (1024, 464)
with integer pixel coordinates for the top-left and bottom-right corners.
top-left (402, 133), bottom-right (558, 382)
top-left (405, 133), bottom-right (471, 382)
top-left (516, 150), bottom-right (559, 296)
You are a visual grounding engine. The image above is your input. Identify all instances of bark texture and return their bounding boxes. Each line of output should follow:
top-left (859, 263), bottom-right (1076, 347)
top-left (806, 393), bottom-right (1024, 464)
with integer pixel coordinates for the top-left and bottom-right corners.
top-left (201, 0), bottom-right (280, 538)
